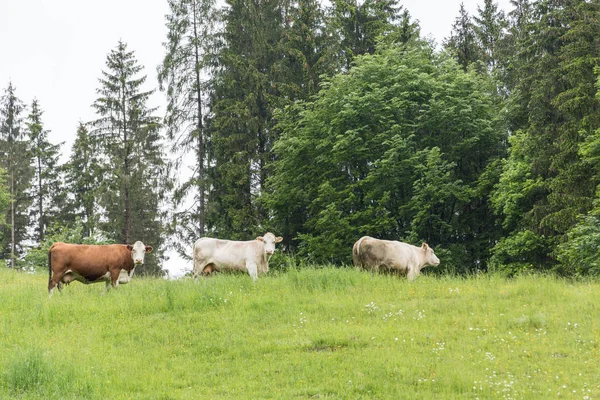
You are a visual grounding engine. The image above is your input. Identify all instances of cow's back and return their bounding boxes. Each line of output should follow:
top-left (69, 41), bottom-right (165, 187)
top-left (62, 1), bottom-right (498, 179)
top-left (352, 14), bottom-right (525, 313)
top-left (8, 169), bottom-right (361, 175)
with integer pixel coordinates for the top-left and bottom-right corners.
top-left (354, 237), bottom-right (414, 272)
top-left (194, 238), bottom-right (257, 271)
top-left (51, 243), bottom-right (132, 275)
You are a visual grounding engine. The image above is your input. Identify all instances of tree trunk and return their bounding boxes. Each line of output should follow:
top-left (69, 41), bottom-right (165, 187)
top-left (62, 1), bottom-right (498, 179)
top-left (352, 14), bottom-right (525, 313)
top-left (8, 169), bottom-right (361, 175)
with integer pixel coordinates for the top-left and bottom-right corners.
top-left (37, 156), bottom-right (44, 242)
top-left (10, 169), bottom-right (15, 269)
top-left (193, 3), bottom-right (205, 236)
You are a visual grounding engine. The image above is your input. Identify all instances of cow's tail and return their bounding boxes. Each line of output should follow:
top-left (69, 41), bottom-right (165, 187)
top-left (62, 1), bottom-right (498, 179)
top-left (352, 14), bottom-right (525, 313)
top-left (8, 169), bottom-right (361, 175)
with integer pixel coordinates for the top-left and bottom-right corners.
top-left (48, 245), bottom-right (53, 289)
top-left (353, 236), bottom-right (367, 267)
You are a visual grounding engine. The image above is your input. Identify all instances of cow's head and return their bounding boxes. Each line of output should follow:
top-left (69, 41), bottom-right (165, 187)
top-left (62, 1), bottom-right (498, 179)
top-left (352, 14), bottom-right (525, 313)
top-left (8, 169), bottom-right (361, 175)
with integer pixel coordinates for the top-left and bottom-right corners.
top-left (127, 241), bottom-right (153, 265)
top-left (421, 243), bottom-right (440, 267)
top-left (256, 232), bottom-right (283, 257)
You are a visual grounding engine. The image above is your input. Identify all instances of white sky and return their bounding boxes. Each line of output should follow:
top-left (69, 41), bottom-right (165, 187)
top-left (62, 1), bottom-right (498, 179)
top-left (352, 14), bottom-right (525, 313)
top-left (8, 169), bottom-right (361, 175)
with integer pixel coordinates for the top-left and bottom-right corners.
top-left (0, 0), bottom-right (513, 276)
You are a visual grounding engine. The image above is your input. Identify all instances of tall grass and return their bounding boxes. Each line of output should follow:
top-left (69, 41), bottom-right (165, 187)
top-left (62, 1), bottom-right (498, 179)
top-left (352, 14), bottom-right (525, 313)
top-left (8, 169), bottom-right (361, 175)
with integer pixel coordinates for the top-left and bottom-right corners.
top-left (1, 267), bottom-right (599, 399)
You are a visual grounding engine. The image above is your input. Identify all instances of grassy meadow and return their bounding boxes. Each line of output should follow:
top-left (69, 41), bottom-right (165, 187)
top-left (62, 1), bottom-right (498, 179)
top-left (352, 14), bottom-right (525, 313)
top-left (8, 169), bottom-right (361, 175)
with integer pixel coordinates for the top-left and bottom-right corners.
top-left (1, 267), bottom-right (599, 399)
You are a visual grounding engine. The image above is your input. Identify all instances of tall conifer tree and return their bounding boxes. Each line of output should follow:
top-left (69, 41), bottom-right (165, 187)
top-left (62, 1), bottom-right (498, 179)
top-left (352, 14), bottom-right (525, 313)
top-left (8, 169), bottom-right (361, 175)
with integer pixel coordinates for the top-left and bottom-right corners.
top-left (158, 0), bottom-right (217, 256)
top-left (491, 0), bottom-right (600, 274)
top-left (444, 3), bottom-right (482, 71)
top-left (91, 41), bottom-right (169, 275)
top-left (0, 82), bottom-right (33, 268)
top-left (62, 123), bottom-right (102, 238)
top-left (26, 99), bottom-right (62, 243)
top-left (206, 0), bottom-right (285, 239)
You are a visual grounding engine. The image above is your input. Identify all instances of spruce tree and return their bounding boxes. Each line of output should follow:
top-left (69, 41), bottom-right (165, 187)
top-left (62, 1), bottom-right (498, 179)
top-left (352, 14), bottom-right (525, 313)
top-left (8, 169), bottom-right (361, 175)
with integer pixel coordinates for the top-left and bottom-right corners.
top-left (444, 3), bottom-right (482, 71)
top-left (206, 0), bottom-right (285, 239)
top-left (26, 99), bottom-right (63, 243)
top-left (329, 0), bottom-right (404, 70)
top-left (158, 0), bottom-right (217, 255)
top-left (62, 123), bottom-right (102, 238)
top-left (91, 41), bottom-right (169, 275)
top-left (473, 0), bottom-right (507, 71)
top-left (491, 0), bottom-right (600, 274)
top-left (0, 82), bottom-right (33, 268)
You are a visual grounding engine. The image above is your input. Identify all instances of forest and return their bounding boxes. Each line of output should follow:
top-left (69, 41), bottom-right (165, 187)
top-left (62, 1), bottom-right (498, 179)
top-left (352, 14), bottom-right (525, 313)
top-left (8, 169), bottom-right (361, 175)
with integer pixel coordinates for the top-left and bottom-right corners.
top-left (1, 0), bottom-right (599, 277)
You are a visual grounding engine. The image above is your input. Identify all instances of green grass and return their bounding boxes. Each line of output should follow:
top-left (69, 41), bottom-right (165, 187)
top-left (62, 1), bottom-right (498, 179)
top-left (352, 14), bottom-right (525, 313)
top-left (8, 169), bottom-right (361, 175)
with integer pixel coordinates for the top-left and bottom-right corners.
top-left (1, 267), bottom-right (599, 399)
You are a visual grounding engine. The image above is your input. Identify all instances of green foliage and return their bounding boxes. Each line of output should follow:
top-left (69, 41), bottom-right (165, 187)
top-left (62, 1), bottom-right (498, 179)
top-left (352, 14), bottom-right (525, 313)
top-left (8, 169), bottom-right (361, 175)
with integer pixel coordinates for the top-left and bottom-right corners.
top-left (488, 230), bottom-right (551, 275)
top-left (556, 215), bottom-right (600, 276)
top-left (443, 3), bottom-right (482, 71)
top-left (0, 82), bottom-right (33, 266)
top-left (0, 168), bottom-right (9, 231)
top-left (91, 41), bottom-right (170, 276)
top-left (158, 0), bottom-right (218, 252)
top-left (61, 123), bottom-right (102, 238)
top-left (23, 221), bottom-right (110, 271)
top-left (26, 99), bottom-right (63, 243)
top-left (266, 41), bottom-right (505, 268)
top-left (492, 0), bottom-right (600, 273)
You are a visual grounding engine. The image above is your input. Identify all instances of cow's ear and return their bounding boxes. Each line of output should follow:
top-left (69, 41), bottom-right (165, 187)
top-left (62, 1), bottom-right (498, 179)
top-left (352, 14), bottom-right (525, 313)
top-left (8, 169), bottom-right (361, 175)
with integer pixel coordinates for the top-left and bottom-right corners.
top-left (421, 243), bottom-right (429, 250)
top-left (275, 236), bottom-right (283, 243)
top-left (256, 236), bottom-right (264, 242)
top-left (127, 244), bottom-right (134, 251)
top-left (145, 246), bottom-right (153, 253)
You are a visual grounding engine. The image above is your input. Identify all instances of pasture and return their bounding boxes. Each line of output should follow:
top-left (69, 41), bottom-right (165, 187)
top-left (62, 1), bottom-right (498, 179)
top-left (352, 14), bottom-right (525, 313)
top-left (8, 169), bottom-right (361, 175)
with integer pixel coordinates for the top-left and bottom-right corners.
top-left (1, 267), bottom-right (599, 399)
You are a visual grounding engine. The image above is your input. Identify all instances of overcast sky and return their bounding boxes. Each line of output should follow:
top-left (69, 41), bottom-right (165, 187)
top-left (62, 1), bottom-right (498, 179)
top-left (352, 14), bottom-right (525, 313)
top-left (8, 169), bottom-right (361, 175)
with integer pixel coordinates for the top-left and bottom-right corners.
top-left (0, 0), bottom-right (513, 276)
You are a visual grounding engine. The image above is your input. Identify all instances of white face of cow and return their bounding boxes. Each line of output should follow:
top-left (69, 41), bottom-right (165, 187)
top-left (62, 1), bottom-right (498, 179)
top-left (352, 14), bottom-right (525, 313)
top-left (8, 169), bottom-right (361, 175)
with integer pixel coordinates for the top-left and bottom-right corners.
top-left (422, 243), bottom-right (440, 267)
top-left (127, 241), bottom-right (153, 265)
top-left (256, 232), bottom-right (283, 257)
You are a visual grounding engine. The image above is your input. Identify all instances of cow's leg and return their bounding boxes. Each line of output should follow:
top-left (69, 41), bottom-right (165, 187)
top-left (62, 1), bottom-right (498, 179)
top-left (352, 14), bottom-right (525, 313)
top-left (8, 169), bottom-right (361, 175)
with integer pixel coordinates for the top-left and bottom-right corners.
top-left (193, 258), bottom-right (206, 279)
top-left (203, 264), bottom-right (215, 277)
top-left (246, 262), bottom-right (258, 281)
top-left (48, 273), bottom-right (64, 296)
top-left (110, 270), bottom-right (120, 289)
top-left (407, 266), bottom-right (419, 281)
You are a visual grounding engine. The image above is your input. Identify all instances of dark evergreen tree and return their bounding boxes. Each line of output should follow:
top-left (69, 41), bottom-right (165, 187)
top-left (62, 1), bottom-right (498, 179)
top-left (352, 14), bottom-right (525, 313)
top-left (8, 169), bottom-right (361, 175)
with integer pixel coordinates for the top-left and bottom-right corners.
top-left (91, 41), bottom-right (170, 275)
top-left (329, 0), bottom-right (404, 70)
top-left (444, 3), bottom-right (482, 71)
top-left (0, 168), bottom-right (10, 254)
top-left (274, 0), bottom-right (339, 102)
top-left (491, 0), bottom-right (600, 274)
top-left (0, 82), bottom-right (33, 268)
top-left (62, 123), bottom-right (103, 238)
top-left (473, 0), bottom-right (507, 71)
top-left (158, 0), bottom-right (218, 257)
top-left (26, 99), bottom-right (63, 243)
top-left (206, 0), bottom-right (285, 239)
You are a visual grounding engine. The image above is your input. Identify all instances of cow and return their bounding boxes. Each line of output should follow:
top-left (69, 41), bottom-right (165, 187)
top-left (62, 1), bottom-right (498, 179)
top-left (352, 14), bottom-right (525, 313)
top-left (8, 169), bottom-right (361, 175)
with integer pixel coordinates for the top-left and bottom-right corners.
top-left (48, 241), bottom-right (153, 295)
top-left (193, 232), bottom-right (283, 281)
top-left (352, 236), bottom-right (440, 281)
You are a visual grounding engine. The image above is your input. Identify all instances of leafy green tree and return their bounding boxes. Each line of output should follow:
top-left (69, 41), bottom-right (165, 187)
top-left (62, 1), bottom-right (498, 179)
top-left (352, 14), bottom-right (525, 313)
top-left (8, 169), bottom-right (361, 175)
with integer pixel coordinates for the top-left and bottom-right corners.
top-left (265, 41), bottom-right (506, 268)
top-left (91, 41), bottom-right (170, 275)
top-left (444, 3), bottom-right (482, 71)
top-left (23, 220), bottom-right (111, 271)
top-left (26, 99), bottom-right (63, 243)
top-left (0, 82), bottom-right (33, 268)
top-left (62, 123), bottom-right (102, 238)
top-left (491, 0), bottom-right (600, 274)
top-left (158, 0), bottom-right (218, 256)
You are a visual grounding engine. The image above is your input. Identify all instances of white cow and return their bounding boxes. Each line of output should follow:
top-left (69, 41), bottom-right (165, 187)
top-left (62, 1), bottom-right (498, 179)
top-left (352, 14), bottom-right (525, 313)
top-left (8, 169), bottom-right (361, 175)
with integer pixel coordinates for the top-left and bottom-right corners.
top-left (352, 236), bottom-right (440, 281)
top-left (193, 232), bottom-right (283, 280)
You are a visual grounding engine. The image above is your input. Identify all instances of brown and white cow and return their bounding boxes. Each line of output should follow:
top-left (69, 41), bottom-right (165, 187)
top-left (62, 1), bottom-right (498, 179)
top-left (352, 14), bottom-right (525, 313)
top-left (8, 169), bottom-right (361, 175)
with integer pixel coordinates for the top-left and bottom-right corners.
top-left (352, 236), bottom-right (440, 281)
top-left (193, 233), bottom-right (283, 281)
top-left (48, 241), bottom-right (153, 295)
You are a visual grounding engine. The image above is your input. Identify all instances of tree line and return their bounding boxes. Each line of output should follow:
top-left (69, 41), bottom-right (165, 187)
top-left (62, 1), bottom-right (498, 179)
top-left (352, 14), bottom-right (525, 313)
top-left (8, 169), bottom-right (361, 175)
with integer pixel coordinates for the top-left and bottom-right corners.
top-left (1, 0), bottom-right (599, 276)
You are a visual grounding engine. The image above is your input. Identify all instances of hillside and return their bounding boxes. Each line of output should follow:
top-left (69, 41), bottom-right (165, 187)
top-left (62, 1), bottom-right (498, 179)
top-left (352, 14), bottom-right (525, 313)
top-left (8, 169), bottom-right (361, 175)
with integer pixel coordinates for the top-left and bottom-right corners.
top-left (1, 268), bottom-right (599, 399)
